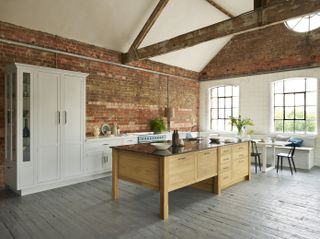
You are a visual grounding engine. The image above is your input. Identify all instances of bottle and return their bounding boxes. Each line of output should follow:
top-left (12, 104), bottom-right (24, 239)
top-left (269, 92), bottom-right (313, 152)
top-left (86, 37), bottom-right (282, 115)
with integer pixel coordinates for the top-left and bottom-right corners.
top-left (175, 130), bottom-right (180, 146)
top-left (172, 130), bottom-right (180, 147)
top-left (112, 122), bottom-right (118, 136)
top-left (23, 118), bottom-right (30, 138)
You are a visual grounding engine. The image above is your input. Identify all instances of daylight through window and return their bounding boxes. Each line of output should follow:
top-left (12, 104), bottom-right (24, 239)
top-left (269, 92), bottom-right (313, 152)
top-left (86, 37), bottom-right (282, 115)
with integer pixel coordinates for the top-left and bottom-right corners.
top-left (209, 86), bottom-right (239, 131)
top-left (273, 78), bottom-right (317, 134)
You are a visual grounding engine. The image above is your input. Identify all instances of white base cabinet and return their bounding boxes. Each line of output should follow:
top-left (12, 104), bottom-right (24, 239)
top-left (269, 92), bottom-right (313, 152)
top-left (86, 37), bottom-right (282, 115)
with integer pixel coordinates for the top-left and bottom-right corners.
top-left (5, 63), bottom-right (88, 195)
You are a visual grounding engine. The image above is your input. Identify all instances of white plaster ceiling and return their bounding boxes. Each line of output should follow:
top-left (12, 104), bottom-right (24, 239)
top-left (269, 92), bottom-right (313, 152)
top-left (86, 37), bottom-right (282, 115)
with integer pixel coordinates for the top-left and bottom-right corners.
top-left (0, 0), bottom-right (253, 72)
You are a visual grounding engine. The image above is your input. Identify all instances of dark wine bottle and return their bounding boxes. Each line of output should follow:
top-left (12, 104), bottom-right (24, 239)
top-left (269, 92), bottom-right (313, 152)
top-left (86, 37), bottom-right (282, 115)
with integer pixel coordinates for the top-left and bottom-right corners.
top-left (23, 118), bottom-right (30, 138)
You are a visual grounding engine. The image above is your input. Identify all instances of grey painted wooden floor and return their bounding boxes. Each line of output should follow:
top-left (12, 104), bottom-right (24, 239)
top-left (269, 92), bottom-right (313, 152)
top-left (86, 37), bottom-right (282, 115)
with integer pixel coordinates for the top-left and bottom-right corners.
top-left (1, 167), bottom-right (320, 239)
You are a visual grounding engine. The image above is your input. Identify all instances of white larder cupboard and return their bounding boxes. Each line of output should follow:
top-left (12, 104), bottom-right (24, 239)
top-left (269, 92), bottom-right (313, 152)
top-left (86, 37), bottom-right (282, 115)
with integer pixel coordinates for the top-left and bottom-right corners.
top-left (5, 63), bottom-right (89, 195)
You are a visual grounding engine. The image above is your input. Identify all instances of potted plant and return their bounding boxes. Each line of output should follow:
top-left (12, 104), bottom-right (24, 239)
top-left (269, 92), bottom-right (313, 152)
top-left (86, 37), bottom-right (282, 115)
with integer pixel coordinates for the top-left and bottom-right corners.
top-left (230, 115), bottom-right (254, 136)
top-left (149, 118), bottom-right (166, 134)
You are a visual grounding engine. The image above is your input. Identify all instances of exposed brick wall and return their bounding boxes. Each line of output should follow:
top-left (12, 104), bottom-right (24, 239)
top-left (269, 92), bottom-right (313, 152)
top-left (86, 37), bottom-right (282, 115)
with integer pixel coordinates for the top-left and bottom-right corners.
top-left (201, 24), bottom-right (320, 80)
top-left (0, 21), bottom-right (199, 187)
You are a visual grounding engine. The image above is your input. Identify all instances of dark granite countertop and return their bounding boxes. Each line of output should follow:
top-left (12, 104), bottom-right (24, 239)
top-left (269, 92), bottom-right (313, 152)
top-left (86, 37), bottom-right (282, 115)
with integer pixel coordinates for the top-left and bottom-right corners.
top-left (112, 140), bottom-right (248, 157)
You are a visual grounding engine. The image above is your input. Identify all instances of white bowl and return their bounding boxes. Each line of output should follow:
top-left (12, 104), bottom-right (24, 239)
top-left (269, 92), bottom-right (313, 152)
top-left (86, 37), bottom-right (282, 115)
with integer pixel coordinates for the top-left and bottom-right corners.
top-left (151, 143), bottom-right (171, 150)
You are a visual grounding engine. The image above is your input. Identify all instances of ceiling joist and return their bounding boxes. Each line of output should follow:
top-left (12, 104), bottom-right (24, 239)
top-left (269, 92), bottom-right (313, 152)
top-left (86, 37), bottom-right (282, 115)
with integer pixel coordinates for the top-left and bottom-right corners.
top-left (123, 0), bottom-right (320, 63)
top-left (125, 0), bottom-right (169, 60)
top-left (206, 0), bottom-right (234, 18)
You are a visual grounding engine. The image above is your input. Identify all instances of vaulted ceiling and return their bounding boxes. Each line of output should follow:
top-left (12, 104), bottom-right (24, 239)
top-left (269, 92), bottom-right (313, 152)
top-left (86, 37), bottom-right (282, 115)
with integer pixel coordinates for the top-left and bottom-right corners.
top-left (0, 0), bottom-right (253, 71)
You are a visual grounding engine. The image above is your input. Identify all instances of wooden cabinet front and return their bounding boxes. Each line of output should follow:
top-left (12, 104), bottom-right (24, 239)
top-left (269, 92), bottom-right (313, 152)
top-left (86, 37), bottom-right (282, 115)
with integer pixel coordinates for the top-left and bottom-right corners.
top-left (197, 149), bottom-right (218, 181)
top-left (168, 153), bottom-right (196, 191)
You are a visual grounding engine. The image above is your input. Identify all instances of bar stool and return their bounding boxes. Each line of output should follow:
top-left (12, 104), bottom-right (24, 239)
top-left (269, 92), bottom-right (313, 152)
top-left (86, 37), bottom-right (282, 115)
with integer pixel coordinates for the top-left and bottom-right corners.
top-left (251, 141), bottom-right (261, 173)
top-left (276, 146), bottom-right (296, 175)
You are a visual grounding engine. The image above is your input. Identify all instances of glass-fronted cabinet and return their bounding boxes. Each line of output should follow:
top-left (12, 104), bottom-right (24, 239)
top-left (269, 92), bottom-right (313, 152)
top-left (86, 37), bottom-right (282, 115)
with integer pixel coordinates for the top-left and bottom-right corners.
top-left (5, 64), bottom-right (33, 191)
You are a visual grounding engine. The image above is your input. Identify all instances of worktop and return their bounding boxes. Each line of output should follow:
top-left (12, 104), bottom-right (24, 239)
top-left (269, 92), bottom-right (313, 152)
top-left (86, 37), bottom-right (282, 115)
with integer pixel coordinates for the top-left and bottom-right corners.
top-left (112, 141), bottom-right (251, 219)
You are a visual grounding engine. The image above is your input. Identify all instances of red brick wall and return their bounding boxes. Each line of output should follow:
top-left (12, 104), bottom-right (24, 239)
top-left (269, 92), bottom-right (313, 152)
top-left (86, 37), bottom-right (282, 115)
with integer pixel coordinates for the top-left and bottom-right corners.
top-left (201, 24), bottom-right (320, 80)
top-left (0, 21), bottom-right (199, 187)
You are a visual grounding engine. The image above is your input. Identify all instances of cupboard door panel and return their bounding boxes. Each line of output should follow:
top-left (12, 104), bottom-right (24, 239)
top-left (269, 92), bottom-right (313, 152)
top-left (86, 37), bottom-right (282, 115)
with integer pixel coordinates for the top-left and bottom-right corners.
top-left (61, 76), bottom-right (84, 177)
top-left (37, 72), bottom-right (60, 182)
top-left (168, 153), bottom-right (196, 191)
top-left (197, 149), bottom-right (218, 180)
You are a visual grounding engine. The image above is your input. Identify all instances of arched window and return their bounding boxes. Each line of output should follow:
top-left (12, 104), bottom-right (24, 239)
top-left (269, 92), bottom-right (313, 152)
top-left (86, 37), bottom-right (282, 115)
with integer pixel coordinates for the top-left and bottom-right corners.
top-left (273, 78), bottom-right (317, 134)
top-left (285, 12), bottom-right (320, 33)
top-left (209, 85), bottom-right (239, 131)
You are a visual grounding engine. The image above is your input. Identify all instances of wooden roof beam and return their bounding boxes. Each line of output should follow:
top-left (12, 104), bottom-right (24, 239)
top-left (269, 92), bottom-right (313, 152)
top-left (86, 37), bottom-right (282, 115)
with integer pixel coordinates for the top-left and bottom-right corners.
top-left (125, 0), bottom-right (169, 61)
top-left (123, 0), bottom-right (320, 63)
top-left (206, 0), bottom-right (234, 18)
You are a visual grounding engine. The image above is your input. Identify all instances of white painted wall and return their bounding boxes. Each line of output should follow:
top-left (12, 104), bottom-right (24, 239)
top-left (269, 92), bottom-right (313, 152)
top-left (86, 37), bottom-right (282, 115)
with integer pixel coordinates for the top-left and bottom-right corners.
top-left (200, 68), bottom-right (320, 166)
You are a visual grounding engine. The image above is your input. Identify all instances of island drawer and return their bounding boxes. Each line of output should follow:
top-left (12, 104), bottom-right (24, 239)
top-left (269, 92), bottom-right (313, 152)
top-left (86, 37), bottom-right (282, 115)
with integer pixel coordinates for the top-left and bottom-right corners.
top-left (232, 142), bottom-right (248, 152)
top-left (220, 162), bottom-right (232, 173)
top-left (220, 171), bottom-right (232, 187)
top-left (219, 146), bottom-right (232, 155)
top-left (168, 153), bottom-right (196, 191)
top-left (197, 149), bottom-right (218, 180)
top-left (220, 154), bottom-right (231, 164)
top-left (232, 150), bottom-right (248, 160)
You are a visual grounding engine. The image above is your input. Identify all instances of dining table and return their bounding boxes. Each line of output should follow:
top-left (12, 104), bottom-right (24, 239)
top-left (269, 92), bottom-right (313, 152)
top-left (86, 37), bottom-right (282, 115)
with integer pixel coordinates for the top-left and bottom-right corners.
top-left (254, 140), bottom-right (289, 172)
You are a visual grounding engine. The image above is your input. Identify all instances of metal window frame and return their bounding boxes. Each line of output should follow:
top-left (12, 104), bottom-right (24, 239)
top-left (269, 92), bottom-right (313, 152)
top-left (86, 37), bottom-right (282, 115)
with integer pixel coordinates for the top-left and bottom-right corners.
top-left (273, 78), bottom-right (317, 133)
top-left (210, 86), bottom-right (239, 131)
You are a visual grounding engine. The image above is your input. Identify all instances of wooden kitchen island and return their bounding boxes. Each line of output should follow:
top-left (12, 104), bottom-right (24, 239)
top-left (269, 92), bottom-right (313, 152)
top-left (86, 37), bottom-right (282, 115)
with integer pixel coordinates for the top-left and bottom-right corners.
top-left (112, 140), bottom-right (251, 219)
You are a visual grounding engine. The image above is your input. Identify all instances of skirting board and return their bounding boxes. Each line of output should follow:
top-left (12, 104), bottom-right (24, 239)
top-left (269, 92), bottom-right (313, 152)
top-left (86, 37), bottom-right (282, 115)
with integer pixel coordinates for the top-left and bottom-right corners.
top-left (8, 171), bottom-right (112, 196)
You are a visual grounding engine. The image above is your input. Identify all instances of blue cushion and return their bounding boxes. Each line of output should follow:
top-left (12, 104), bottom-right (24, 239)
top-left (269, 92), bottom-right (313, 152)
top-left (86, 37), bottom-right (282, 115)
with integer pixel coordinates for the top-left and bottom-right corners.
top-left (286, 138), bottom-right (303, 147)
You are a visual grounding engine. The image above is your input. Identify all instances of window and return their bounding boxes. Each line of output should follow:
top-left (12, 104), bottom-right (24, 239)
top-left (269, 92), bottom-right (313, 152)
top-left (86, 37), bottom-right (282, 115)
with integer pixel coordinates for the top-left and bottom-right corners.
top-left (285, 12), bottom-right (320, 33)
top-left (273, 78), bottom-right (317, 134)
top-left (209, 85), bottom-right (239, 131)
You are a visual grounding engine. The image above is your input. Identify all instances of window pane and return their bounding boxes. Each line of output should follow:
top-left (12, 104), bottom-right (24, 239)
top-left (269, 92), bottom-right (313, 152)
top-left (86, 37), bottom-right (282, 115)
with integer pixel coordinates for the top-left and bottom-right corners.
top-left (211, 109), bottom-right (218, 119)
top-left (218, 109), bottom-right (225, 119)
top-left (284, 120), bottom-right (294, 132)
top-left (306, 120), bottom-right (316, 133)
top-left (284, 78), bottom-right (305, 93)
top-left (225, 98), bottom-right (232, 108)
top-left (285, 107), bottom-right (294, 119)
top-left (306, 106), bottom-right (316, 120)
top-left (306, 92), bottom-right (316, 105)
top-left (218, 87), bottom-right (225, 97)
top-left (233, 108), bottom-right (239, 117)
top-left (218, 98), bottom-right (225, 108)
top-left (225, 109), bottom-right (232, 118)
top-left (274, 107), bottom-right (283, 119)
top-left (218, 119), bottom-right (225, 130)
top-left (225, 86), bottom-right (232, 96)
top-left (211, 88), bottom-right (218, 97)
top-left (306, 78), bottom-right (317, 91)
top-left (285, 94), bottom-right (294, 106)
top-left (233, 86), bottom-right (239, 96)
top-left (274, 81), bottom-right (283, 94)
top-left (233, 97), bottom-right (239, 108)
top-left (211, 98), bottom-right (218, 108)
top-left (211, 120), bottom-right (217, 130)
top-left (295, 106), bottom-right (305, 119)
top-left (274, 120), bottom-right (283, 132)
top-left (295, 120), bottom-right (306, 133)
top-left (274, 94), bottom-right (283, 106)
top-left (295, 93), bottom-right (305, 106)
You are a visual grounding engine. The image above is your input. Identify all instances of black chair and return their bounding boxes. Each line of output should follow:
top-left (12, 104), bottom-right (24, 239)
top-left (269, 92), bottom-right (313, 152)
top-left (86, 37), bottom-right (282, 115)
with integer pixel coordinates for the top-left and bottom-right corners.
top-left (251, 141), bottom-right (261, 173)
top-left (276, 146), bottom-right (296, 175)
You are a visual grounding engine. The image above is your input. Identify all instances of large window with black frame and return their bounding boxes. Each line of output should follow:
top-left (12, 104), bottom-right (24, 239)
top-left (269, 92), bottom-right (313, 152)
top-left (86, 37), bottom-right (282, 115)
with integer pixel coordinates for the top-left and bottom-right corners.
top-left (273, 78), bottom-right (317, 134)
top-left (209, 85), bottom-right (239, 131)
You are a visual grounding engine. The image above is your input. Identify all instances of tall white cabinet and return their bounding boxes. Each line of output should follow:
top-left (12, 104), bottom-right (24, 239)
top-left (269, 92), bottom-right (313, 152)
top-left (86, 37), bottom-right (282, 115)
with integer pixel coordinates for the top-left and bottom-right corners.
top-left (5, 63), bottom-right (88, 195)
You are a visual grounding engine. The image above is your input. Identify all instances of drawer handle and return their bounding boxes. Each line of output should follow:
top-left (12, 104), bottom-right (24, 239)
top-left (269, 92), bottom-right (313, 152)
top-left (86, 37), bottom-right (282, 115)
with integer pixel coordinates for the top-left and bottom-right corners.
top-left (239, 147), bottom-right (244, 150)
top-left (239, 154), bottom-right (244, 157)
top-left (178, 157), bottom-right (186, 160)
top-left (223, 176), bottom-right (229, 180)
top-left (103, 144), bottom-right (110, 146)
top-left (223, 158), bottom-right (229, 161)
top-left (204, 152), bottom-right (211, 155)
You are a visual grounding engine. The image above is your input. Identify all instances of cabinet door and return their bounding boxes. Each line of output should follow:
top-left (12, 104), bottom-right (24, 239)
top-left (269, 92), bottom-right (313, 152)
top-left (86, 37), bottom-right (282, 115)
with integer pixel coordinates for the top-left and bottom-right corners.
top-left (61, 75), bottom-right (85, 177)
top-left (87, 149), bottom-right (104, 173)
top-left (197, 149), bottom-right (218, 181)
top-left (36, 71), bottom-right (60, 183)
top-left (168, 153), bottom-right (196, 191)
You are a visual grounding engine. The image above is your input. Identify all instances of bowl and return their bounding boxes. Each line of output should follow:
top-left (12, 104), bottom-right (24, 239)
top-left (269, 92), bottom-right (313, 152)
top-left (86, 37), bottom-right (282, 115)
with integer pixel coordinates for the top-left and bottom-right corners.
top-left (151, 143), bottom-right (171, 150)
top-left (210, 138), bottom-right (220, 144)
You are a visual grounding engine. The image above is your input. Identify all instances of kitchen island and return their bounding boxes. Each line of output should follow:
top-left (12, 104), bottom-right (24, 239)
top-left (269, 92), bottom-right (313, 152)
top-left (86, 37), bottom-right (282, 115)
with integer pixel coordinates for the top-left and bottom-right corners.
top-left (112, 140), bottom-right (251, 219)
